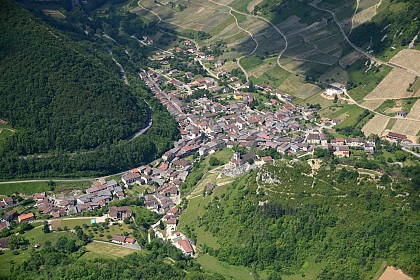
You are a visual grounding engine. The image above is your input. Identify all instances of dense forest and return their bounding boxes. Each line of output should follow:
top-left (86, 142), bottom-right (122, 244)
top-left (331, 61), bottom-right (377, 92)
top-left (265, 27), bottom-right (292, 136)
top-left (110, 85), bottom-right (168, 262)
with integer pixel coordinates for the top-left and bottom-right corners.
top-left (181, 161), bottom-right (420, 279)
top-left (0, 0), bottom-right (147, 155)
top-left (0, 0), bottom-right (179, 179)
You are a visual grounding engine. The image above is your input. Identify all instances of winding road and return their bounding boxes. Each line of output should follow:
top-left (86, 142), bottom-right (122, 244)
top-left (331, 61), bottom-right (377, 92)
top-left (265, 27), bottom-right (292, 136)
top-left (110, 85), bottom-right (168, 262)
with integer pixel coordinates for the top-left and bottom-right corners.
top-left (309, 1), bottom-right (419, 77)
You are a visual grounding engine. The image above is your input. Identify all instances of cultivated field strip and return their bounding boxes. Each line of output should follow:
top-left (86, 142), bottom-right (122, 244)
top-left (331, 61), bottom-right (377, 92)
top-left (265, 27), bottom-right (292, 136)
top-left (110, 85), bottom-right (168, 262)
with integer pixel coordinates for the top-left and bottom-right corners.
top-left (364, 68), bottom-right (418, 100)
top-left (406, 99), bottom-right (420, 120)
top-left (362, 114), bottom-right (389, 136)
top-left (391, 119), bottom-right (420, 137)
top-left (361, 99), bottom-right (384, 110)
top-left (389, 49), bottom-right (420, 74)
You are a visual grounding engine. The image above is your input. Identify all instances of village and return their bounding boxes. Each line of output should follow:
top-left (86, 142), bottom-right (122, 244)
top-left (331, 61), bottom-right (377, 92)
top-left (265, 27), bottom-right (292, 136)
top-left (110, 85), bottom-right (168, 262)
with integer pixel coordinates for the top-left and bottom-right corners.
top-left (0, 39), bottom-right (415, 259)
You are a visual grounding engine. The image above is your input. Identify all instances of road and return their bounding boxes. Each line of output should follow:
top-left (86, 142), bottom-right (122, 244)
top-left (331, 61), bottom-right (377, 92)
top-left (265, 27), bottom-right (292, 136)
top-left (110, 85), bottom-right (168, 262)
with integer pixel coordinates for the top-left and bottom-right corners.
top-left (309, 1), bottom-right (419, 77)
top-left (125, 102), bottom-right (153, 141)
top-left (402, 147), bottom-right (420, 159)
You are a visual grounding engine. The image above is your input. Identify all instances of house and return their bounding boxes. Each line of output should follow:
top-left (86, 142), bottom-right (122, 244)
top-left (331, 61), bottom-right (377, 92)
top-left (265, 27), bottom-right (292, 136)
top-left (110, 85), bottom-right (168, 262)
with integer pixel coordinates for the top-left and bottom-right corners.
top-left (333, 146), bottom-right (350, 157)
top-left (0, 237), bottom-right (8, 250)
top-left (112, 235), bottom-right (127, 244)
top-left (177, 239), bottom-right (194, 257)
top-left (346, 138), bottom-right (364, 147)
top-left (125, 237), bottom-right (137, 244)
top-left (109, 206), bottom-right (133, 220)
top-left (167, 219), bottom-right (177, 232)
top-left (2, 210), bottom-right (17, 222)
top-left (306, 133), bottom-right (320, 144)
top-left (261, 156), bottom-right (273, 164)
top-left (18, 212), bottom-right (35, 223)
top-left (386, 132), bottom-right (408, 142)
top-left (121, 172), bottom-right (142, 186)
top-left (205, 183), bottom-right (216, 196)
top-left (0, 221), bottom-right (10, 231)
top-left (396, 110), bottom-right (408, 118)
top-left (364, 143), bottom-right (375, 154)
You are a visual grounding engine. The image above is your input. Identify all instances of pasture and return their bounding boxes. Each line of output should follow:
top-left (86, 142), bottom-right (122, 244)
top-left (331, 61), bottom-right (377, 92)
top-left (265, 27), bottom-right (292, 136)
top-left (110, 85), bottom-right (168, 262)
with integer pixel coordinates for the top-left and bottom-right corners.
top-left (80, 241), bottom-right (141, 260)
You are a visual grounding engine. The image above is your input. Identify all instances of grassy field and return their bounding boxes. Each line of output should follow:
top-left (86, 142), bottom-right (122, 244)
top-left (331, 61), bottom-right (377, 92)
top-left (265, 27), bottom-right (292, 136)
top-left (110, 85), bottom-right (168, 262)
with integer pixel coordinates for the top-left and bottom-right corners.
top-left (21, 226), bottom-right (78, 246)
top-left (282, 257), bottom-right (326, 280)
top-left (0, 249), bottom-right (31, 276)
top-left (50, 218), bottom-right (93, 230)
top-left (87, 223), bottom-right (133, 242)
top-left (198, 254), bottom-right (259, 279)
top-left (321, 104), bottom-right (366, 128)
top-left (80, 241), bottom-right (141, 260)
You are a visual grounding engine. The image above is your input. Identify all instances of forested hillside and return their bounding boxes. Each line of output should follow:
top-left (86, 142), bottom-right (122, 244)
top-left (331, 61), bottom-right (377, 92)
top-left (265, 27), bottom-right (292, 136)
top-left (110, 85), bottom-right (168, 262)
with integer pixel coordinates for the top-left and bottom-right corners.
top-left (0, 0), bottom-right (147, 155)
top-left (180, 160), bottom-right (420, 279)
top-left (0, 0), bottom-right (179, 179)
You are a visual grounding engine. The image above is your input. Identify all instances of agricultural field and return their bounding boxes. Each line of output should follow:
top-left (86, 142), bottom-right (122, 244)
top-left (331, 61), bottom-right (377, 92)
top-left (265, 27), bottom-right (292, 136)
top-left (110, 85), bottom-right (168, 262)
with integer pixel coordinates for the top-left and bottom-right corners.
top-left (362, 114), bottom-right (389, 136)
top-left (361, 99), bottom-right (385, 110)
top-left (278, 75), bottom-right (322, 99)
top-left (389, 49), bottom-right (420, 74)
top-left (406, 99), bottom-right (420, 120)
top-left (390, 119), bottom-right (420, 142)
top-left (339, 51), bottom-right (363, 68)
top-left (364, 68), bottom-right (419, 100)
top-left (379, 266), bottom-right (414, 280)
top-left (352, 4), bottom-right (378, 28)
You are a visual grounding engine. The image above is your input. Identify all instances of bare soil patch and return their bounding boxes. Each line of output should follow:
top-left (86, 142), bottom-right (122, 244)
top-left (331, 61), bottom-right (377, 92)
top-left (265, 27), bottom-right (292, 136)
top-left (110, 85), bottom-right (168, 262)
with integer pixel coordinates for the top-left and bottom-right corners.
top-left (379, 266), bottom-right (413, 280)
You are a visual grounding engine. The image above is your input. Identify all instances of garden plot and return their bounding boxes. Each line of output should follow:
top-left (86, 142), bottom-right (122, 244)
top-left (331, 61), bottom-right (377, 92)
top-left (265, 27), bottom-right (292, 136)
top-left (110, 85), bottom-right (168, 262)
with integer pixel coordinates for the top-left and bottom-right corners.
top-left (358, 0), bottom-right (380, 11)
top-left (276, 15), bottom-right (305, 31)
top-left (339, 51), bottom-right (363, 68)
top-left (389, 49), bottom-right (420, 74)
top-left (352, 6), bottom-right (377, 28)
top-left (247, 0), bottom-right (263, 12)
top-left (278, 75), bottom-right (321, 99)
top-left (362, 114), bottom-right (389, 136)
top-left (364, 68), bottom-right (419, 100)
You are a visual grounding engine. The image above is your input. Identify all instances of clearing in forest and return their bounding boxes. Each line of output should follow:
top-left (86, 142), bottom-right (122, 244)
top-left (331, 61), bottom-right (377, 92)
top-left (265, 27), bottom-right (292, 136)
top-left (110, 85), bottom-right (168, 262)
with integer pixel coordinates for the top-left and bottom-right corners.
top-left (379, 266), bottom-right (413, 280)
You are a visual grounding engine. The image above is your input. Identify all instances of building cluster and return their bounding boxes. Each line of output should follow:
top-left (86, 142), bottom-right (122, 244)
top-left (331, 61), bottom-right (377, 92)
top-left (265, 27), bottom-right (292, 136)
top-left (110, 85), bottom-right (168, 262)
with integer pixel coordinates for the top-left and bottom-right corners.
top-left (0, 179), bottom-right (128, 231)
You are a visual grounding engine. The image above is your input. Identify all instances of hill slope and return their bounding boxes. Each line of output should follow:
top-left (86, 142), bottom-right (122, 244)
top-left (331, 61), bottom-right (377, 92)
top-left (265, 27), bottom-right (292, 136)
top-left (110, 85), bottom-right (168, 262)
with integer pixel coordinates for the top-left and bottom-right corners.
top-left (0, 0), bottom-right (147, 155)
top-left (179, 160), bottom-right (420, 279)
